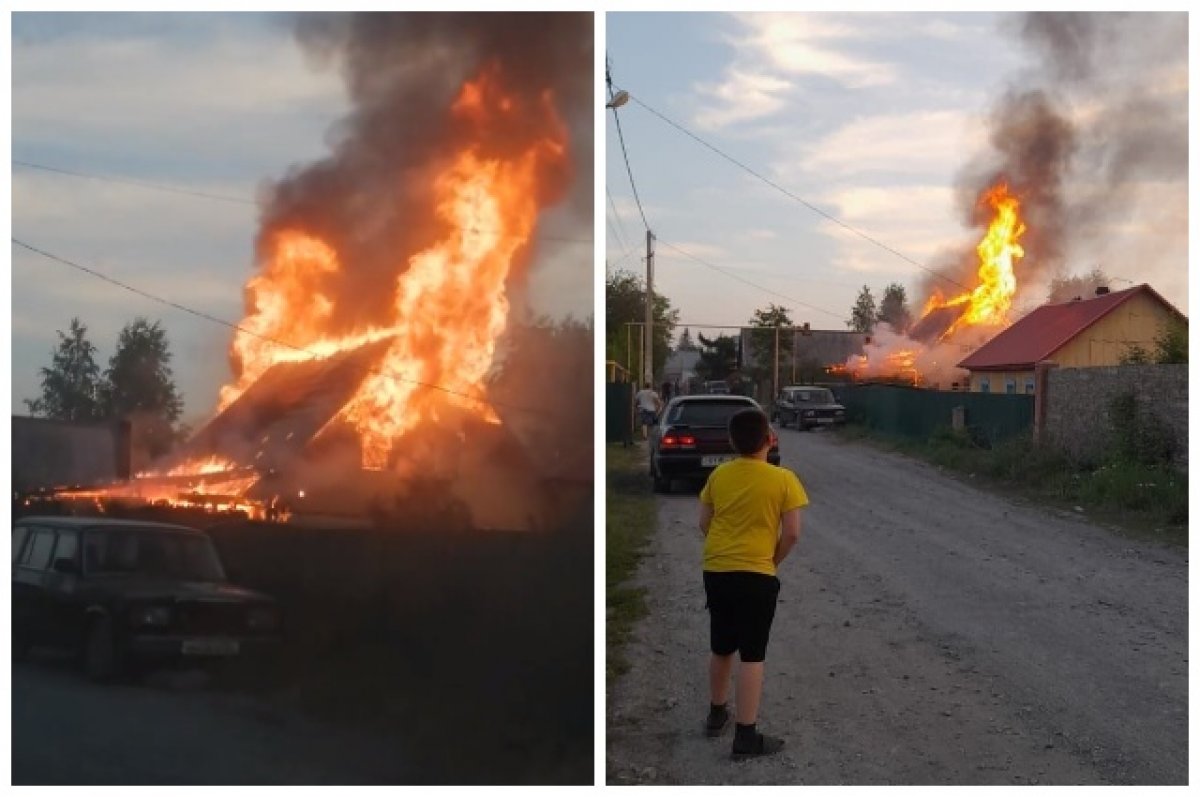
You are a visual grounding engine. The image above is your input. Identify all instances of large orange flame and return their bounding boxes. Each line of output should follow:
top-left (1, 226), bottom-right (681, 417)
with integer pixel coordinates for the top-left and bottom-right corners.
top-left (921, 183), bottom-right (1026, 340)
top-left (216, 66), bottom-right (568, 470)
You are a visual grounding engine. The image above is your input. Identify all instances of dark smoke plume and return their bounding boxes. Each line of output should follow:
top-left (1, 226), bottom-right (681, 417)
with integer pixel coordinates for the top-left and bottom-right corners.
top-left (919, 12), bottom-right (1187, 307)
top-left (247, 12), bottom-right (593, 338)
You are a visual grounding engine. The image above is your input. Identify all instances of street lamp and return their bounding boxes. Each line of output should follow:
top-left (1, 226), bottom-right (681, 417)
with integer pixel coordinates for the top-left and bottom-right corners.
top-left (606, 90), bottom-right (630, 109)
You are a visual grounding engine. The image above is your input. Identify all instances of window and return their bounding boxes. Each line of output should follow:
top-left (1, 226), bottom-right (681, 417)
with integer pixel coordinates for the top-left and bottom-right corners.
top-left (979, 377), bottom-right (991, 393)
top-left (53, 529), bottom-right (79, 566)
top-left (22, 528), bottom-right (56, 571)
top-left (12, 526), bottom-right (30, 563)
top-left (1005, 378), bottom-right (1016, 394)
top-left (1025, 378), bottom-right (1035, 395)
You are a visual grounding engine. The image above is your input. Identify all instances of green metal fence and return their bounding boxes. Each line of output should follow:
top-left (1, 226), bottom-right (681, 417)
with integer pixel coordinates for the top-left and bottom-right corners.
top-left (837, 384), bottom-right (1033, 445)
top-left (606, 382), bottom-right (634, 444)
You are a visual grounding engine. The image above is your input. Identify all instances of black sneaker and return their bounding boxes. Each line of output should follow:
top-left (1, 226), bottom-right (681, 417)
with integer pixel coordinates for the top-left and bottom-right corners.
top-left (705, 704), bottom-right (731, 737)
top-left (731, 731), bottom-right (785, 760)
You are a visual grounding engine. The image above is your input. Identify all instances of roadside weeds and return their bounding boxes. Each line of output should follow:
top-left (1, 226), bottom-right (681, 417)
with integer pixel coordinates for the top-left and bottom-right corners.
top-left (833, 424), bottom-right (1186, 548)
top-left (607, 442), bottom-right (656, 683)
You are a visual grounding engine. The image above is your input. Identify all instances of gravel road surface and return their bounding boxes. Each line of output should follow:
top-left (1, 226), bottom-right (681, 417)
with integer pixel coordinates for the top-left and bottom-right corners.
top-left (607, 429), bottom-right (1187, 785)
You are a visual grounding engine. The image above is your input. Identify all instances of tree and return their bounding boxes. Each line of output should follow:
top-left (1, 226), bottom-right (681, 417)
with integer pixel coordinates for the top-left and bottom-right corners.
top-left (677, 327), bottom-right (697, 352)
top-left (25, 318), bottom-right (104, 421)
top-left (605, 270), bottom-right (678, 381)
top-left (746, 304), bottom-right (794, 387)
top-left (1119, 343), bottom-right (1151, 365)
top-left (847, 285), bottom-right (878, 333)
top-left (1154, 319), bottom-right (1187, 364)
top-left (101, 318), bottom-right (184, 460)
top-left (878, 282), bottom-right (912, 333)
top-left (694, 333), bottom-right (738, 383)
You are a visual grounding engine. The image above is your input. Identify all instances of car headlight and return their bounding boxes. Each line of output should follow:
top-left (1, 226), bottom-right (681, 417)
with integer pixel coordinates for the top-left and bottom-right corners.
top-left (134, 605), bottom-right (173, 627)
top-left (247, 606), bottom-right (279, 631)
top-left (804, 410), bottom-right (816, 417)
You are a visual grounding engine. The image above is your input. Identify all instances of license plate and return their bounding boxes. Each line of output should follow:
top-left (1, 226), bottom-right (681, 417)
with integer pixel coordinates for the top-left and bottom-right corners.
top-left (701, 455), bottom-right (733, 467)
top-left (817, 417), bottom-right (835, 424)
top-left (182, 638), bottom-right (239, 656)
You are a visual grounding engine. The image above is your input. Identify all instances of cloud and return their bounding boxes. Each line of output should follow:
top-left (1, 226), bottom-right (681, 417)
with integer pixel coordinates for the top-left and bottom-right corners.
top-left (780, 109), bottom-right (987, 181)
top-left (12, 21), bottom-right (347, 175)
top-left (693, 69), bottom-right (792, 130)
top-left (813, 184), bottom-right (966, 280)
top-left (736, 14), bottom-right (898, 88)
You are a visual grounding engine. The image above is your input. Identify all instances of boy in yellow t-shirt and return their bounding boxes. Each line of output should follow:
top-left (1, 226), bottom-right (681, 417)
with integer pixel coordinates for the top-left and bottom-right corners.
top-left (699, 408), bottom-right (808, 759)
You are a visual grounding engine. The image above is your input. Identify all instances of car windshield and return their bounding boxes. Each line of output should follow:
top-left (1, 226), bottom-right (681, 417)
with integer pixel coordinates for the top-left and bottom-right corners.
top-left (667, 399), bottom-right (755, 426)
top-left (790, 389), bottom-right (835, 403)
top-left (83, 528), bottom-right (225, 582)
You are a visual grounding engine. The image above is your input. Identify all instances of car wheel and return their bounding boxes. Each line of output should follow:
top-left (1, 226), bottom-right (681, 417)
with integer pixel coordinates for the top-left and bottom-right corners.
top-left (83, 615), bottom-right (121, 682)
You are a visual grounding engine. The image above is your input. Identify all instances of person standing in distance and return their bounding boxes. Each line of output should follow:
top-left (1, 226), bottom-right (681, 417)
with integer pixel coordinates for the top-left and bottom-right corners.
top-left (633, 382), bottom-right (662, 441)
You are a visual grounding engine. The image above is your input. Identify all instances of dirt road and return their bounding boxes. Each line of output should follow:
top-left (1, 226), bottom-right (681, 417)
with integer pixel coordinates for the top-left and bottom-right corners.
top-left (607, 429), bottom-right (1187, 785)
top-left (11, 657), bottom-right (411, 785)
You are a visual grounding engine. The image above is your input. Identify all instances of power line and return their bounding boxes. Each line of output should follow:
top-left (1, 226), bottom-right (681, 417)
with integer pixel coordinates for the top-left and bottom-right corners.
top-left (606, 62), bottom-right (650, 232)
top-left (13, 158), bottom-right (593, 246)
top-left (11, 237), bottom-right (558, 417)
top-left (655, 238), bottom-right (846, 323)
top-left (14, 159), bottom-right (255, 205)
top-left (606, 186), bottom-right (631, 252)
top-left (613, 87), bottom-right (973, 295)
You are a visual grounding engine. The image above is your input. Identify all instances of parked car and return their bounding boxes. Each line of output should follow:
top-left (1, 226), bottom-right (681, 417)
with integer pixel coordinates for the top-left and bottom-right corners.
top-left (649, 395), bottom-right (780, 493)
top-left (704, 380), bottom-right (731, 395)
top-left (773, 385), bottom-right (847, 431)
top-left (12, 516), bottom-right (280, 681)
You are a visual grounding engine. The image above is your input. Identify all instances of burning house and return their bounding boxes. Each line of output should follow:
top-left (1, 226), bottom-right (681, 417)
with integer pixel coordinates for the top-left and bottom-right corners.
top-left (49, 14), bottom-right (593, 530)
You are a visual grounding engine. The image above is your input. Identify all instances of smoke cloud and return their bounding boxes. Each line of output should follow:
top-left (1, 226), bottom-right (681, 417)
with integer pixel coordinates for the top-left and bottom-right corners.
top-left (918, 11), bottom-right (1187, 309)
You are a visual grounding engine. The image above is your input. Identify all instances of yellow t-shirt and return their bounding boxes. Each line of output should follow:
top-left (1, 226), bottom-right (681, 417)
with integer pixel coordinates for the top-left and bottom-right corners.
top-left (700, 457), bottom-right (809, 576)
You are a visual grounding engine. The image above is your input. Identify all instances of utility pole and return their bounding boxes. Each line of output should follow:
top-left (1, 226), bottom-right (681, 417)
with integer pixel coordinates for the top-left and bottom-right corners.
top-left (644, 229), bottom-right (655, 387)
top-left (773, 325), bottom-right (780, 399)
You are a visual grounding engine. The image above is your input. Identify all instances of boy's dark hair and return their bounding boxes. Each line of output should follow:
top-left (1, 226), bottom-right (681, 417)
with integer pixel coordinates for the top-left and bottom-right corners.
top-left (729, 408), bottom-right (771, 455)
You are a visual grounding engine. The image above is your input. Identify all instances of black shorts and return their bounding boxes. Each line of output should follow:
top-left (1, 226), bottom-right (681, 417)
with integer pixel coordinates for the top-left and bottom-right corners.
top-left (703, 570), bottom-right (780, 663)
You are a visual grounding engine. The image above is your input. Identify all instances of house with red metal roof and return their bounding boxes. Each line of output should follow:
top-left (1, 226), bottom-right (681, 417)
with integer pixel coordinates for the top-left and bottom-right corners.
top-left (956, 284), bottom-right (1186, 394)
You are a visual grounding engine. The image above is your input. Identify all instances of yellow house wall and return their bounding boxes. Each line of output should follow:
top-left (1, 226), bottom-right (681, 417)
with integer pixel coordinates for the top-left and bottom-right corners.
top-left (1048, 292), bottom-right (1177, 367)
top-left (968, 370), bottom-right (1035, 394)
top-left (965, 292), bottom-right (1181, 392)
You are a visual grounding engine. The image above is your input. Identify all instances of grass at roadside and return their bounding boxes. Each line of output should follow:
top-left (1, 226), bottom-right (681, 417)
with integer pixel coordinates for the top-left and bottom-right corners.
top-left (606, 443), bottom-right (656, 683)
top-left (834, 424), bottom-right (1187, 548)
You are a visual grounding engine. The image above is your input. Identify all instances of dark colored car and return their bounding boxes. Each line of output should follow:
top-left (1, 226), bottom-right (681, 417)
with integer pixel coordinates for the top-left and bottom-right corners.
top-left (649, 395), bottom-right (780, 493)
top-left (772, 385), bottom-right (847, 431)
top-left (12, 516), bottom-right (280, 681)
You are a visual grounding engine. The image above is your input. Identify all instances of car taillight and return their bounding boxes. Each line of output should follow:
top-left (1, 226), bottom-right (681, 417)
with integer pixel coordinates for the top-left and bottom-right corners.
top-left (661, 433), bottom-right (697, 449)
top-left (769, 430), bottom-right (778, 448)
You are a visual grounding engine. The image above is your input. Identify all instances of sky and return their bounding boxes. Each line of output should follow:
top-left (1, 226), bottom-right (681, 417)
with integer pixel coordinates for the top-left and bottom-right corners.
top-left (10, 11), bottom-right (593, 424)
top-left (605, 12), bottom-right (1190, 344)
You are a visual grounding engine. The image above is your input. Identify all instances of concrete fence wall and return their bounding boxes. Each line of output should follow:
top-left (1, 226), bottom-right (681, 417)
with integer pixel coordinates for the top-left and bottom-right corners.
top-left (1041, 364), bottom-right (1188, 469)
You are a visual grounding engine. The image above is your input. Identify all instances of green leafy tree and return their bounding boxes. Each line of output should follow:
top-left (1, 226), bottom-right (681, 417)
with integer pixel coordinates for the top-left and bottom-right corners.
top-left (25, 318), bottom-right (104, 421)
top-left (694, 333), bottom-right (738, 383)
top-left (1119, 343), bottom-right (1151, 365)
top-left (1154, 319), bottom-right (1187, 364)
top-left (605, 270), bottom-right (678, 381)
top-left (101, 318), bottom-right (184, 460)
top-left (878, 282), bottom-right (912, 333)
top-left (847, 285), bottom-right (878, 334)
top-left (746, 304), bottom-right (794, 387)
